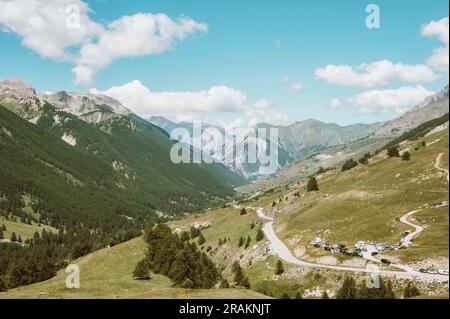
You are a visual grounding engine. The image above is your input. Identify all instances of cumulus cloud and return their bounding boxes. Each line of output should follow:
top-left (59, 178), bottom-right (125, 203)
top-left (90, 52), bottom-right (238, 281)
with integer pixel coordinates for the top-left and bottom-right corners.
top-left (314, 60), bottom-right (437, 88)
top-left (329, 98), bottom-right (342, 109)
top-left (0, 0), bottom-right (207, 85)
top-left (91, 80), bottom-right (274, 118)
top-left (421, 17), bottom-right (449, 74)
top-left (346, 85), bottom-right (434, 113)
top-left (280, 75), bottom-right (303, 92)
top-left (0, 0), bottom-right (102, 60)
top-left (74, 13), bottom-right (208, 85)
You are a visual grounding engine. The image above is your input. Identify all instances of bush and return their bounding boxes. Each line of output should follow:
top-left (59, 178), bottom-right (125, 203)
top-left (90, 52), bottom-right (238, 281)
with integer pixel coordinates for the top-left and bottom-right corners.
top-left (240, 208), bottom-right (247, 215)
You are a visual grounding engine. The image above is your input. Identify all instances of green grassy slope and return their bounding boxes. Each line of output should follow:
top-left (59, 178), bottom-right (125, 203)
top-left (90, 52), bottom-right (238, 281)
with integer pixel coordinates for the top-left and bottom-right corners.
top-left (0, 237), bottom-right (267, 299)
top-left (238, 136), bottom-right (391, 194)
top-left (254, 128), bottom-right (448, 264)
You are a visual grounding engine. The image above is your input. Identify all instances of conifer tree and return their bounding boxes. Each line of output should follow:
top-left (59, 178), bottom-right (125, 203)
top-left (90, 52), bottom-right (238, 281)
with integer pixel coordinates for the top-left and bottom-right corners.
top-left (275, 259), bottom-right (284, 276)
top-left (306, 176), bottom-right (319, 192)
top-left (244, 236), bottom-right (251, 249)
top-left (198, 232), bottom-right (206, 246)
top-left (238, 236), bottom-right (244, 247)
top-left (256, 228), bottom-right (264, 242)
top-left (133, 259), bottom-right (151, 280)
top-left (336, 277), bottom-right (357, 299)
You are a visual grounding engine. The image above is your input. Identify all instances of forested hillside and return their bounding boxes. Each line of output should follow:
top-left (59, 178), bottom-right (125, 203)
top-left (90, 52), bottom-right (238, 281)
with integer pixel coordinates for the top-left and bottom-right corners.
top-left (0, 79), bottom-right (244, 291)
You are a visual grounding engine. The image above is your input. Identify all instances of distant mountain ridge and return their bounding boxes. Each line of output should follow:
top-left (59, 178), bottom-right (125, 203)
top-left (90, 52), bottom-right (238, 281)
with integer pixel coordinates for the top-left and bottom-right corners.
top-left (0, 78), bottom-right (245, 224)
top-left (148, 116), bottom-right (385, 180)
top-left (373, 85), bottom-right (449, 137)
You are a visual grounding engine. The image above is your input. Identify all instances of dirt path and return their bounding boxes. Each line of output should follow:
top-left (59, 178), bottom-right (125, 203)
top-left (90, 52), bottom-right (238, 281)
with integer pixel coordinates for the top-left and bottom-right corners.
top-left (434, 153), bottom-right (449, 182)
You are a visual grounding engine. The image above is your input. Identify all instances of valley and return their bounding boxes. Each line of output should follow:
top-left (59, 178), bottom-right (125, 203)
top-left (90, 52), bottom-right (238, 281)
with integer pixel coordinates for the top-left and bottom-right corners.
top-left (0, 79), bottom-right (448, 299)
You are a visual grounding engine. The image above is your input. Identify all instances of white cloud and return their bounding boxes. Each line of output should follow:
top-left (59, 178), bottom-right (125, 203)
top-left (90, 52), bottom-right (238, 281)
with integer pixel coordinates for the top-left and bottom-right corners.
top-left (329, 98), bottom-right (342, 109)
top-left (244, 109), bottom-right (289, 127)
top-left (0, 0), bottom-right (102, 60)
top-left (421, 17), bottom-right (449, 74)
top-left (314, 60), bottom-right (437, 88)
top-left (91, 80), bottom-right (274, 118)
top-left (75, 13), bottom-right (207, 85)
top-left (280, 75), bottom-right (303, 92)
top-left (346, 85), bottom-right (434, 113)
top-left (0, 0), bottom-right (207, 85)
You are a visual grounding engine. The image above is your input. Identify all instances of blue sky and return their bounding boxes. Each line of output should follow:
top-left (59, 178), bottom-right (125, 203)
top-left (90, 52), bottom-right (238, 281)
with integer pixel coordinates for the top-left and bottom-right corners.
top-left (0, 0), bottom-right (448, 126)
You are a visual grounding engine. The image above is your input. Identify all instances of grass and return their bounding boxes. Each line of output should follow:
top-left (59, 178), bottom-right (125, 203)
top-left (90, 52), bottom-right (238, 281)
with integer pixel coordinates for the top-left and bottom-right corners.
top-left (169, 207), bottom-right (264, 249)
top-left (251, 129), bottom-right (449, 263)
top-left (1, 237), bottom-right (268, 299)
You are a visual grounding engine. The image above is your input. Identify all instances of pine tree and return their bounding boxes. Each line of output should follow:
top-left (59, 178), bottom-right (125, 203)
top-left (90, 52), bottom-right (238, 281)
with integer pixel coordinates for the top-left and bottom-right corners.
top-left (306, 176), bottom-right (319, 192)
top-left (336, 277), bottom-right (357, 299)
top-left (10, 232), bottom-right (17, 242)
top-left (0, 227), bottom-right (3, 240)
top-left (387, 146), bottom-right (400, 158)
top-left (18, 235), bottom-right (22, 243)
top-left (403, 282), bottom-right (420, 299)
top-left (244, 236), bottom-right (251, 249)
top-left (295, 291), bottom-right (303, 299)
top-left (133, 259), bottom-right (151, 280)
top-left (238, 236), bottom-right (244, 247)
top-left (1, 224), bottom-right (5, 231)
top-left (280, 293), bottom-right (290, 299)
top-left (321, 291), bottom-right (329, 299)
top-left (275, 259), bottom-right (284, 276)
top-left (401, 151), bottom-right (411, 161)
top-left (198, 232), bottom-right (206, 246)
top-left (220, 279), bottom-right (230, 288)
top-left (240, 207), bottom-right (247, 215)
top-left (256, 228), bottom-right (264, 242)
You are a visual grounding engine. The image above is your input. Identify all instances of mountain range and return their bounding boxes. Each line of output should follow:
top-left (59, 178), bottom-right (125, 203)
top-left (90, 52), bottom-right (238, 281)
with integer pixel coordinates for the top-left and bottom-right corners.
top-left (0, 78), bottom-right (245, 228)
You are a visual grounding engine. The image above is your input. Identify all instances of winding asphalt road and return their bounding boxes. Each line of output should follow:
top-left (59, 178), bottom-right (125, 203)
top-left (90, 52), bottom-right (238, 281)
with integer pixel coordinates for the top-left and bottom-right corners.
top-left (256, 208), bottom-right (448, 282)
top-left (399, 210), bottom-right (424, 248)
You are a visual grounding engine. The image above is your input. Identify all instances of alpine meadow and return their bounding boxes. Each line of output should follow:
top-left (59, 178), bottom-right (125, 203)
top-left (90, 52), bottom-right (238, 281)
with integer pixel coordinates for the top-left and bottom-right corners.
top-left (0, 0), bottom-right (448, 309)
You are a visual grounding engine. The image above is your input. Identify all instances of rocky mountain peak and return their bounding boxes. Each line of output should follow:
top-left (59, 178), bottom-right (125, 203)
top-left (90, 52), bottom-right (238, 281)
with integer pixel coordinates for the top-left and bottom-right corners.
top-left (0, 77), bottom-right (36, 98)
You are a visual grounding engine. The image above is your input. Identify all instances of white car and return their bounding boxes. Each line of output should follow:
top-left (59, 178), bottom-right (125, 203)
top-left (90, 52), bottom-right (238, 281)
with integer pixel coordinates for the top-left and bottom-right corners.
top-left (355, 241), bottom-right (366, 250)
top-left (438, 270), bottom-right (449, 276)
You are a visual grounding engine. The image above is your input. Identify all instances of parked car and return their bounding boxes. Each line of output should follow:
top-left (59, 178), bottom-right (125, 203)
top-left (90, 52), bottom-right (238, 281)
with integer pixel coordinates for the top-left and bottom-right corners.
top-left (381, 258), bottom-right (391, 265)
top-left (355, 241), bottom-right (366, 250)
top-left (438, 270), bottom-right (449, 276)
top-left (371, 252), bottom-right (379, 256)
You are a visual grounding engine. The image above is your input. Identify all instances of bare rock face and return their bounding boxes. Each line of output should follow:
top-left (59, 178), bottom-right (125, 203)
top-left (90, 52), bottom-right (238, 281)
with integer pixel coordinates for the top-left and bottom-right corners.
top-left (44, 91), bottom-right (130, 116)
top-left (0, 77), bottom-right (36, 98)
top-left (373, 85), bottom-right (449, 137)
top-left (0, 77), bottom-right (130, 120)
